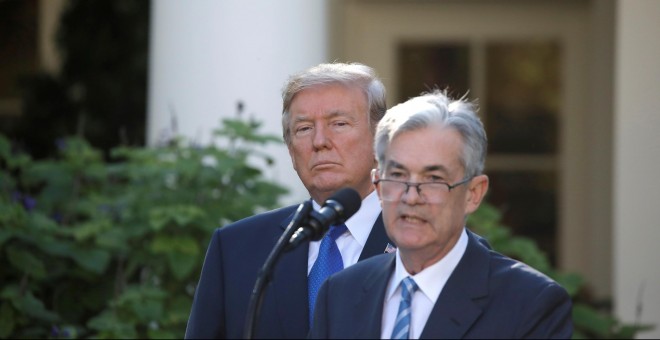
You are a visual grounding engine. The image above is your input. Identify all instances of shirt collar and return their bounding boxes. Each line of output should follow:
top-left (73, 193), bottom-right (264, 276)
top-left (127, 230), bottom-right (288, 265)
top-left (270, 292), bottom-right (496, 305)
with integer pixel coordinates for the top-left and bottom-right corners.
top-left (312, 190), bottom-right (381, 247)
top-left (386, 228), bottom-right (469, 303)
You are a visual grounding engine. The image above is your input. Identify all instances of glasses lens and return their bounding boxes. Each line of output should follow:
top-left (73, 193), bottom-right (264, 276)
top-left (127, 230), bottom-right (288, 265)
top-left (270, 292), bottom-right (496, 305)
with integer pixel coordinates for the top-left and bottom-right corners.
top-left (418, 183), bottom-right (448, 203)
top-left (380, 180), bottom-right (405, 201)
top-left (380, 180), bottom-right (449, 203)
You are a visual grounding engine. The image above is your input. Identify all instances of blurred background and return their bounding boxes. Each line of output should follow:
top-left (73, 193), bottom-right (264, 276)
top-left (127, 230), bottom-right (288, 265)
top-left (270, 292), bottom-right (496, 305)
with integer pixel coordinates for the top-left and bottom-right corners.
top-left (1, 0), bottom-right (658, 338)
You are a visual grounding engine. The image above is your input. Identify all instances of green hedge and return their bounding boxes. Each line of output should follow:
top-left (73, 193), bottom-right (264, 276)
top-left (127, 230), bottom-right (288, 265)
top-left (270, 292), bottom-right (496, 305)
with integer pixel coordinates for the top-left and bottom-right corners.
top-left (0, 118), bottom-right (287, 338)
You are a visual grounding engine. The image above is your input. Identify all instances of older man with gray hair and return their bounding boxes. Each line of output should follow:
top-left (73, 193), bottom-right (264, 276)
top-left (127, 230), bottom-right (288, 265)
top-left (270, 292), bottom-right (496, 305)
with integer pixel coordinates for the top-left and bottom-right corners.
top-left (310, 90), bottom-right (572, 339)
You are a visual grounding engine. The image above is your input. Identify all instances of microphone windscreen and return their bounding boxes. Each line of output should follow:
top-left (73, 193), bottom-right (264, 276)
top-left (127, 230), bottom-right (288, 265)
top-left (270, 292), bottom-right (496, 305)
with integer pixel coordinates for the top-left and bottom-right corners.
top-left (327, 187), bottom-right (362, 220)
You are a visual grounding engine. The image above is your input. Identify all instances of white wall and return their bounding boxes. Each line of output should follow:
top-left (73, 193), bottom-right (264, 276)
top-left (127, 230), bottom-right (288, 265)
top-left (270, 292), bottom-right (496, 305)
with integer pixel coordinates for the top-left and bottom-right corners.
top-left (614, 0), bottom-right (660, 337)
top-left (147, 0), bottom-right (330, 205)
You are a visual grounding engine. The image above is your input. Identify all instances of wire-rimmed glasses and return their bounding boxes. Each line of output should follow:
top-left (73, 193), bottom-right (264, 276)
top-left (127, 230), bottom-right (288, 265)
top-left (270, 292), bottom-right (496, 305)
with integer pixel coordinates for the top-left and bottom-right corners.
top-left (373, 177), bottom-right (472, 203)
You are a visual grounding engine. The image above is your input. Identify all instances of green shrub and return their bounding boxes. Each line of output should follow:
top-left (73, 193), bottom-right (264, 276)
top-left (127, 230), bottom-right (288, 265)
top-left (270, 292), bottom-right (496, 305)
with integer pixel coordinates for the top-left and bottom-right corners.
top-left (0, 117), bottom-right (287, 338)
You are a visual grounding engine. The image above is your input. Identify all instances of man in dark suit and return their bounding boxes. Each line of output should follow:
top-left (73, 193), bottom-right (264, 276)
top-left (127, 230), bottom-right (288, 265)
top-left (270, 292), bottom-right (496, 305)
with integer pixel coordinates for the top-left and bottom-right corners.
top-left (185, 62), bottom-right (393, 339)
top-left (310, 90), bottom-right (573, 339)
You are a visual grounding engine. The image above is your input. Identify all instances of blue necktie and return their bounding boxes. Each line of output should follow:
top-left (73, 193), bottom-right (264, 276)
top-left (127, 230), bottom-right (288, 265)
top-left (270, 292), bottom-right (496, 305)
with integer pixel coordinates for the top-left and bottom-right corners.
top-left (391, 277), bottom-right (419, 339)
top-left (308, 223), bottom-right (348, 323)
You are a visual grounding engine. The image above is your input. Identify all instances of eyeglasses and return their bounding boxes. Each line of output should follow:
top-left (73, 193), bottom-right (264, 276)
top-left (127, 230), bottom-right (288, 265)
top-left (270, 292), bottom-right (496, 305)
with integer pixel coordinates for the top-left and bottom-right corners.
top-left (373, 177), bottom-right (472, 203)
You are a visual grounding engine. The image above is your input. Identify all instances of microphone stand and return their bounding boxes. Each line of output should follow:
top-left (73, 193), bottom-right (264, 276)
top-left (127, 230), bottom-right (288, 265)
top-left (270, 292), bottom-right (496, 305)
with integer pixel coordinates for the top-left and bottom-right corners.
top-left (243, 200), bottom-right (313, 339)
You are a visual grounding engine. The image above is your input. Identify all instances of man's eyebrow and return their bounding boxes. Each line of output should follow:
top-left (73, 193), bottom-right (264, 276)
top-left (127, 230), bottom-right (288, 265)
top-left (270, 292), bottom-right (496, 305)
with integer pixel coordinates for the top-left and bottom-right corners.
top-left (292, 111), bottom-right (351, 123)
top-left (327, 110), bottom-right (354, 120)
top-left (423, 164), bottom-right (449, 173)
top-left (292, 115), bottom-right (310, 123)
top-left (385, 160), bottom-right (407, 170)
top-left (385, 160), bottom-right (450, 174)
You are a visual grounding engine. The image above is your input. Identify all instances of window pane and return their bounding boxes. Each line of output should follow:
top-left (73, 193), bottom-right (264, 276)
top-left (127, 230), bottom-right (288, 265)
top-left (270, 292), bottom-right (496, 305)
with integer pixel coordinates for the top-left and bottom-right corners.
top-left (0, 0), bottom-right (37, 98)
top-left (397, 43), bottom-right (470, 103)
top-left (397, 41), bottom-right (561, 266)
top-left (485, 41), bottom-right (560, 154)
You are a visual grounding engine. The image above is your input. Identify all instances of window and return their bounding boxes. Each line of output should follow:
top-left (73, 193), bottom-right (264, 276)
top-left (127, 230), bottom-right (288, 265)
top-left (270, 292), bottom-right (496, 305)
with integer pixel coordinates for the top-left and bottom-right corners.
top-left (398, 40), bottom-right (561, 264)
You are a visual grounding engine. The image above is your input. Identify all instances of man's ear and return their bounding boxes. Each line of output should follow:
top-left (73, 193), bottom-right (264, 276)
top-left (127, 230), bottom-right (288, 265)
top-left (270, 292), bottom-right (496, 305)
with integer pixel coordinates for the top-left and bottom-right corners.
top-left (465, 174), bottom-right (489, 214)
top-left (371, 169), bottom-right (382, 200)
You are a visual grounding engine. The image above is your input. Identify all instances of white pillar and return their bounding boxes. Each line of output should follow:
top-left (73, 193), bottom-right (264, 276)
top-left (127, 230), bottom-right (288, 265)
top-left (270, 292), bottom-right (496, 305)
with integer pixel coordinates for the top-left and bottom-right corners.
top-left (39, 0), bottom-right (67, 73)
top-left (613, 0), bottom-right (660, 337)
top-left (147, 0), bottom-right (329, 204)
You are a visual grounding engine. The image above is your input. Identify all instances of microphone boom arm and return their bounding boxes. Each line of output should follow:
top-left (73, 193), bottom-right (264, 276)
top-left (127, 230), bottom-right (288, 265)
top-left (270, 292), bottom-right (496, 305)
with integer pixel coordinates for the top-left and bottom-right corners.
top-left (243, 187), bottom-right (361, 339)
top-left (243, 200), bottom-right (313, 339)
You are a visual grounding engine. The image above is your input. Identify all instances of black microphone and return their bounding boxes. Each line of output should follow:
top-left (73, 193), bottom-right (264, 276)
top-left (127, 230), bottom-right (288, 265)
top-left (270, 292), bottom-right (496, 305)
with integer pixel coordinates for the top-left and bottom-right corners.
top-left (287, 188), bottom-right (362, 250)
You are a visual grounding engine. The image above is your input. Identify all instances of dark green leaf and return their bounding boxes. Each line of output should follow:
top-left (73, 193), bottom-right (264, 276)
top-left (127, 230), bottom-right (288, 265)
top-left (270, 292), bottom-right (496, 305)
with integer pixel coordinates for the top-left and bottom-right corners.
top-left (168, 252), bottom-right (197, 280)
top-left (87, 310), bottom-right (137, 338)
top-left (0, 302), bottom-right (15, 338)
top-left (165, 296), bottom-right (192, 325)
top-left (0, 229), bottom-right (13, 247)
top-left (12, 292), bottom-right (59, 322)
top-left (553, 272), bottom-right (583, 297)
top-left (572, 303), bottom-right (614, 336)
top-left (148, 328), bottom-right (178, 339)
top-left (151, 235), bottom-right (199, 255)
top-left (71, 219), bottom-right (112, 241)
top-left (615, 323), bottom-right (655, 338)
top-left (6, 246), bottom-right (47, 279)
top-left (71, 247), bottom-right (112, 274)
top-left (131, 299), bottom-right (163, 322)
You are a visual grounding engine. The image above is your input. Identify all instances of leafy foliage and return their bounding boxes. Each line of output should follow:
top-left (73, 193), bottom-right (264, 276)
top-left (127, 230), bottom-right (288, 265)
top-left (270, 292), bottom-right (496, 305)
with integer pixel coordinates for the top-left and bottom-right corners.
top-left (0, 118), bottom-right (287, 338)
top-left (468, 204), bottom-right (655, 339)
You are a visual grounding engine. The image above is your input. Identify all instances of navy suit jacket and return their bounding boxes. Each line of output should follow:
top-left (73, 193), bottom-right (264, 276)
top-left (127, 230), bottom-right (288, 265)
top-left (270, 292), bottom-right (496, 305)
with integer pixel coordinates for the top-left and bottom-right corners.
top-left (310, 230), bottom-right (573, 339)
top-left (185, 203), bottom-right (391, 339)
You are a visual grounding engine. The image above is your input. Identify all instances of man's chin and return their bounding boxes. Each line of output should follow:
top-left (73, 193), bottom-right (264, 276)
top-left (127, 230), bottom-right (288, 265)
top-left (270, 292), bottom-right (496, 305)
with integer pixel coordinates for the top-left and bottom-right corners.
top-left (308, 178), bottom-right (349, 199)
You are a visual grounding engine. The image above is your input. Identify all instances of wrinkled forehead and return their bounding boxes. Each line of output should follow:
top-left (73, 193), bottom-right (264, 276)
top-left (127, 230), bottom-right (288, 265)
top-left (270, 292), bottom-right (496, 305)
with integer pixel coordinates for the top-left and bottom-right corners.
top-left (381, 126), bottom-right (465, 175)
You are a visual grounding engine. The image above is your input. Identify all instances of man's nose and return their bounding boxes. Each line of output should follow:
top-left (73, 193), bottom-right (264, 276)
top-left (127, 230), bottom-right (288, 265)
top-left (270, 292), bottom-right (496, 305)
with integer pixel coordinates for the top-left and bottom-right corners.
top-left (402, 183), bottom-right (424, 204)
top-left (312, 124), bottom-right (331, 149)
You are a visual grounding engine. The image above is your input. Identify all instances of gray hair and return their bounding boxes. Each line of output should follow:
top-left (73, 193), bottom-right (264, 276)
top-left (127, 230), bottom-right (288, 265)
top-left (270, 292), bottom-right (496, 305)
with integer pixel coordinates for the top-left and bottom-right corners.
top-left (374, 90), bottom-right (487, 179)
top-left (281, 62), bottom-right (387, 144)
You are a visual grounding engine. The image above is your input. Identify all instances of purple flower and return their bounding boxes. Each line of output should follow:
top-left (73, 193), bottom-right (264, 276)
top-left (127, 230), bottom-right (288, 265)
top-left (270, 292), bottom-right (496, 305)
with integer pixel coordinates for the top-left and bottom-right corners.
top-left (55, 138), bottom-right (67, 151)
top-left (50, 325), bottom-right (71, 338)
top-left (51, 325), bottom-right (60, 337)
top-left (11, 191), bottom-right (36, 211)
top-left (22, 195), bottom-right (36, 211)
top-left (51, 212), bottom-right (63, 224)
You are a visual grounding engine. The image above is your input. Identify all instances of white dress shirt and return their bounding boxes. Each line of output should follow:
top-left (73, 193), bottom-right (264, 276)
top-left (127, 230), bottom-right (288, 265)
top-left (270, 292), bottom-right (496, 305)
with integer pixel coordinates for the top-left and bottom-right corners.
top-left (307, 190), bottom-right (381, 274)
top-left (380, 228), bottom-right (468, 339)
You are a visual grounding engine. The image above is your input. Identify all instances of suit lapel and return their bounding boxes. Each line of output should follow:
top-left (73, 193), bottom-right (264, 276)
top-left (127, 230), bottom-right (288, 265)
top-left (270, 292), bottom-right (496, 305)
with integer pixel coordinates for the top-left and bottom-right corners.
top-left (352, 254), bottom-right (396, 338)
top-left (420, 230), bottom-right (490, 339)
top-left (358, 213), bottom-right (392, 261)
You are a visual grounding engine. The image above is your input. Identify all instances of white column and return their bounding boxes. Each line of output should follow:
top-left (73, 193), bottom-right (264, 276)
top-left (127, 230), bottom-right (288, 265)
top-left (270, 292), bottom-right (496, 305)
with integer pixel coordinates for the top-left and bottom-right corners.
top-left (613, 0), bottom-right (660, 337)
top-left (147, 0), bottom-right (329, 204)
top-left (39, 0), bottom-right (67, 73)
